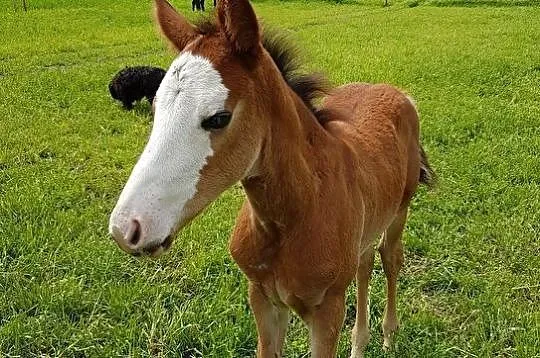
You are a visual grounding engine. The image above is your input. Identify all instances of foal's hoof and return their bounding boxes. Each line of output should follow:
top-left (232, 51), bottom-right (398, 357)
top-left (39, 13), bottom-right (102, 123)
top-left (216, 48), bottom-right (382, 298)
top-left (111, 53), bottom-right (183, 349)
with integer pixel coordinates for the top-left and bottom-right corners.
top-left (349, 348), bottom-right (365, 358)
top-left (382, 321), bottom-right (399, 352)
top-left (382, 334), bottom-right (394, 352)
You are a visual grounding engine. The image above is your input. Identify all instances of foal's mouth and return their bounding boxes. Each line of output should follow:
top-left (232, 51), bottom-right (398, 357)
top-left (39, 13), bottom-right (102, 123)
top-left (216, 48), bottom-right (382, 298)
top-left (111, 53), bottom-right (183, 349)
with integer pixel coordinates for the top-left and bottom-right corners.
top-left (133, 234), bottom-right (174, 258)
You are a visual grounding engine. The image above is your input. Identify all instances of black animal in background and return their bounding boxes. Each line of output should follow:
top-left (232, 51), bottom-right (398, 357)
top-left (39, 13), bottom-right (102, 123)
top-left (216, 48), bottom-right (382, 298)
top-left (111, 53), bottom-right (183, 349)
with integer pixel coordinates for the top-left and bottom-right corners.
top-left (109, 66), bottom-right (166, 110)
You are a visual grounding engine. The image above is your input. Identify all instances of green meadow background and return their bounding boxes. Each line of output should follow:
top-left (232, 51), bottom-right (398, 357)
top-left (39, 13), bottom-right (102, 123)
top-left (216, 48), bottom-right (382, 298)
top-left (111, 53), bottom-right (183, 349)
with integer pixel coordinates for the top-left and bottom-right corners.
top-left (0, 0), bottom-right (539, 356)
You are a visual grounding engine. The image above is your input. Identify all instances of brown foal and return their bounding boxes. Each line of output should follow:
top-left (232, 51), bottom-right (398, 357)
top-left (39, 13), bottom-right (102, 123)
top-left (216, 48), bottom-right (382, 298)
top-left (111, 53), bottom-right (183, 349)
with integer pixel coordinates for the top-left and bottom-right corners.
top-left (109, 0), bottom-right (435, 357)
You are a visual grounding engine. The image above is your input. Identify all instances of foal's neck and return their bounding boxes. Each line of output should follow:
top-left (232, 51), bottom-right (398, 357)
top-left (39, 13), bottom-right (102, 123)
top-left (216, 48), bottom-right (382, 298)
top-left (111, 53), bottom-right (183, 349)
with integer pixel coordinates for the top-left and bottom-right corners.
top-left (242, 77), bottom-right (330, 232)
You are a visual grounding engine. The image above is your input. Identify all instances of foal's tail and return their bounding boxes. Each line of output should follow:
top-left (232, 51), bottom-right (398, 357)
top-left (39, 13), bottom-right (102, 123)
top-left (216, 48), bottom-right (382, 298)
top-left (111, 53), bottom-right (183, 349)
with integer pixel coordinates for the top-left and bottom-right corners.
top-left (419, 146), bottom-right (436, 189)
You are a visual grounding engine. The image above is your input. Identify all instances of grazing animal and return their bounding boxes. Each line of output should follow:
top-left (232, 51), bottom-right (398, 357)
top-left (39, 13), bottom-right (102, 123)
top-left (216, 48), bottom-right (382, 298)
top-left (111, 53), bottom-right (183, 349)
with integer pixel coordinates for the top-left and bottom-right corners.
top-left (109, 0), bottom-right (435, 357)
top-left (108, 66), bottom-right (166, 110)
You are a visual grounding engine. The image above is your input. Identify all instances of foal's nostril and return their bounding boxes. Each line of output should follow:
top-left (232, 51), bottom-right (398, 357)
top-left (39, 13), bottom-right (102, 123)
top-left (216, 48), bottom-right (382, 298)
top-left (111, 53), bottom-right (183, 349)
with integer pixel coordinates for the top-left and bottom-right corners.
top-left (126, 219), bottom-right (142, 246)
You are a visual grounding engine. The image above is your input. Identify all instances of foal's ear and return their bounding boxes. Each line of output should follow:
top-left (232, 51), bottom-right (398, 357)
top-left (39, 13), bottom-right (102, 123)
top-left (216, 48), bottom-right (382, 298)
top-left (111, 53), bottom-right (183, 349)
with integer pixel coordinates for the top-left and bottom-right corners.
top-left (154, 0), bottom-right (197, 52)
top-left (217, 0), bottom-right (261, 55)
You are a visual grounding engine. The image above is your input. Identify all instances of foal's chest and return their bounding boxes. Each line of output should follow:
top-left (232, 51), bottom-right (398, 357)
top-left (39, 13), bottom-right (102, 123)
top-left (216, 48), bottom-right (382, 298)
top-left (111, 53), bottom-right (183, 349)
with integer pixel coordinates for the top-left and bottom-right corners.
top-left (230, 223), bottom-right (353, 310)
top-left (232, 245), bottom-right (329, 311)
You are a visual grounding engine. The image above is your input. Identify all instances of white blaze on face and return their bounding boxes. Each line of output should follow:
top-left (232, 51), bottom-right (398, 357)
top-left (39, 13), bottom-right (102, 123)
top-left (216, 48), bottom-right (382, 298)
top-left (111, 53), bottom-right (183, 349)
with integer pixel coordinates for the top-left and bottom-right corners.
top-left (109, 53), bottom-right (228, 247)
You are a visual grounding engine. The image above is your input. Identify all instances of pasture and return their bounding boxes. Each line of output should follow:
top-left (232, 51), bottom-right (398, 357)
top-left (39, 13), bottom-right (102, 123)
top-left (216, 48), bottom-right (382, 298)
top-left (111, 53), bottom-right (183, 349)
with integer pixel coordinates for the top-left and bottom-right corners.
top-left (0, 0), bottom-right (539, 356)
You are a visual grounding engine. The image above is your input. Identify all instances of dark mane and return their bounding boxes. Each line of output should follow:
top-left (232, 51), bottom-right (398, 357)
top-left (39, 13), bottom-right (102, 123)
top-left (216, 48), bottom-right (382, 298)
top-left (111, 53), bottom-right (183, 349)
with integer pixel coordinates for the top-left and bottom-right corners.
top-left (261, 28), bottom-right (329, 124)
top-left (193, 18), bottom-right (330, 124)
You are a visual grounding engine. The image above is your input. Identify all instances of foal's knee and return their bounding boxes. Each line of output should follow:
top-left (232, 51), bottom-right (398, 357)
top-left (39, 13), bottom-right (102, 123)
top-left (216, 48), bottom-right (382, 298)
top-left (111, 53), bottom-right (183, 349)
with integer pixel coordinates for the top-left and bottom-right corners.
top-left (378, 240), bottom-right (403, 271)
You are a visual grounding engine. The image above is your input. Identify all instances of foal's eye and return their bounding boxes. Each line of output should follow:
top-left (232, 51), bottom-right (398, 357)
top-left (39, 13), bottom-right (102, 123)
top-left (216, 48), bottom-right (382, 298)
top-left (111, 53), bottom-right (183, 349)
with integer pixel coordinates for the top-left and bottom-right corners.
top-left (201, 111), bottom-right (232, 131)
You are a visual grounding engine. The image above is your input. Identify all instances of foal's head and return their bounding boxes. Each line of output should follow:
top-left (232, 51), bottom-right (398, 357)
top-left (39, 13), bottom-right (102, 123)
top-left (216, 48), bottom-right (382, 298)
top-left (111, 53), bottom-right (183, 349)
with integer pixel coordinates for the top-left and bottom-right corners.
top-left (110, 0), bottom-right (284, 256)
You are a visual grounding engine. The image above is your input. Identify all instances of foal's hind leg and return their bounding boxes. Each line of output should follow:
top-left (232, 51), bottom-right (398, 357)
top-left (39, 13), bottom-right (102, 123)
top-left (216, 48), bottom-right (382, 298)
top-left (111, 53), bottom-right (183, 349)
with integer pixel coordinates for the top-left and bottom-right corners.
top-left (378, 209), bottom-right (407, 350)
top-left (350, 246), bottom-right (374, 358)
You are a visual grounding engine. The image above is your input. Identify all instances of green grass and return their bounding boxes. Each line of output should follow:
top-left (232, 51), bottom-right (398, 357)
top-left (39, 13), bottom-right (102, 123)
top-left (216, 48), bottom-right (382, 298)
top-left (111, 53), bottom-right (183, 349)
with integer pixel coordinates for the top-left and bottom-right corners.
top-left (1, 0), bottom-right (539, 357)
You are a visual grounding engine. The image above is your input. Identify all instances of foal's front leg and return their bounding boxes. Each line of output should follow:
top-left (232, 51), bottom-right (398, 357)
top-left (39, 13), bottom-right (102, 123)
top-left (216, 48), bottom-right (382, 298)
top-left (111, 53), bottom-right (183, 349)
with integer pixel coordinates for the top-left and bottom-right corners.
top-left (306, 291), bottom-right (346, 358)
top-left (249, 282), bottom-right (289, 358)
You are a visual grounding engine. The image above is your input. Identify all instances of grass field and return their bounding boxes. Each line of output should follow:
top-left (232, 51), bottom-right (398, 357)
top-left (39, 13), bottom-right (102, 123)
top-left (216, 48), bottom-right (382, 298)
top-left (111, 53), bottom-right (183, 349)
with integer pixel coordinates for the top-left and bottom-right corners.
top-left (1, 0), bottom-right (539, 356)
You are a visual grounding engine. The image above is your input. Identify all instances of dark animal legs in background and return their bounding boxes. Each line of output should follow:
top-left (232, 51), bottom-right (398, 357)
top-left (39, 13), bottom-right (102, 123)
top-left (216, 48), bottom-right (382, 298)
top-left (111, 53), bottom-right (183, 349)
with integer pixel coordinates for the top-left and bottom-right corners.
top-left (192, 0), bottom-right (205, 11)
top-left (192, 0), bottom-right (216, 11)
